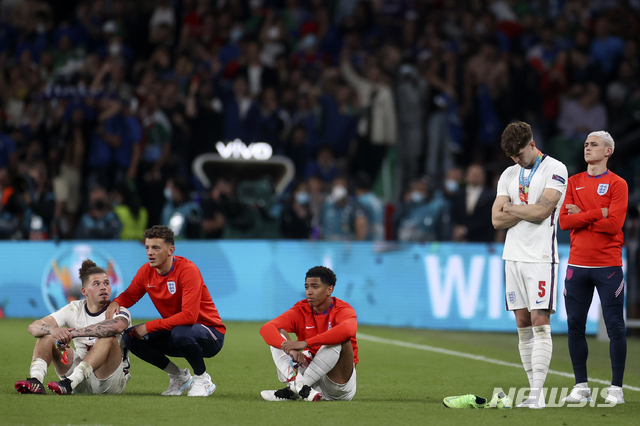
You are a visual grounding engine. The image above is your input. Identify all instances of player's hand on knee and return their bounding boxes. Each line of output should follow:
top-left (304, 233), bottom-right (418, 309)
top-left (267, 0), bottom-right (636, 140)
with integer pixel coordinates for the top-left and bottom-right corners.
top-left (290, 350), bottom-right (305, 365)
top-left (51, 327), bottom-right (73, 344)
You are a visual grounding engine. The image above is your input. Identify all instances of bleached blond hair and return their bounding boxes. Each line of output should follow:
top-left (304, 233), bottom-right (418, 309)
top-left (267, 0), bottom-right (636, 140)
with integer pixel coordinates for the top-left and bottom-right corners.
top-left (588, 131), bottom-right (615, 154)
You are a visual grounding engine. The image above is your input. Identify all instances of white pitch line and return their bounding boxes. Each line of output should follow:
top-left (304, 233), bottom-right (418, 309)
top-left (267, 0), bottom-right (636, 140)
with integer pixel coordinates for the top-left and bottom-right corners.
top-left (358, 333), bottom-right (640, 392)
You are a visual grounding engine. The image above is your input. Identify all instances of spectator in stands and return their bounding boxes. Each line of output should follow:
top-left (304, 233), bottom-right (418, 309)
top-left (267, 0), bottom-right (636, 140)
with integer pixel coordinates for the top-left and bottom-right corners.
top-left (86, 95), bottom-right (127, 190)
top-left (219, 74), bottom-right (261, 143)
top-left (340, 45), bottom-right (396, 182)
top-left (75, 186), bottom-right (122, 240)
top-left (22, 162), bottom-right (55, 240)
top-left (0, 166), bottom-right (23, 239)
top-left (280, 180), bottom-right (313, 240)
top-left (442, 166), bottom-right (464, 199)
top-left (201, 177), bottom-right (235, 240)
top-left (112, 181), bottom-right (147, 241)
top-left (161, 177), bottom-right (202, 240)
top-left (590, 16), bottom-right (625, 79)
top-left (396, 63), bottom-right (427, 192)
top-left (306, 174), bottom-right (327, 239)
top-left (237, 38), bottom-right (279, 98)
top-left (284, 124), bottom-right (309, 181)
top-left (291, 87), bottom-right (323, 158)
top-left (319, 79), bottom-right (358, 161)
top-left (393, 177), bottom-right (449, 242)
top-left (257, 86), bottom-right (287, 153)
top-left (139, 92), bottom-right (172, 226)
top-left (554, 82), bottom-right (608, 173)
top-left (321, 176), bottom-right (355, 241)
top-left (306, 145), bottom-right (340, 184)
top-left (0, 114), bottom-right (17, 174)
top-left (184, 75), bottom-right (224, 167)
top-left (353, 172), bottom-right (385, 241)
top-left (450, 164), bottom-right (495, 242)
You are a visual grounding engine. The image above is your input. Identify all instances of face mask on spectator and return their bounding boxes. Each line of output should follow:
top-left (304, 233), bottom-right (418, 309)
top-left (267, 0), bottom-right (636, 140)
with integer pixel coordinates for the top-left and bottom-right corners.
top-left (164, 187), bottom-right (173, 201)
top-left (444, 179), bottom-right (459, 193)
top-left (300, 34), bottom-right (317, 50)
top-left (331, 186), bottom-right (347, 201)
top-left (267, 26), bottom-right (280, 40)
top-left (93, 200), bottom-right (107, 210)
top-left (295, 191), bottom-right (309, 205)
top-left (230, 27), bottom-right (244, 44)
top-left (109, 43), bottom-right (122, 56)
top-left (410, 191), bottom-right (425, 204)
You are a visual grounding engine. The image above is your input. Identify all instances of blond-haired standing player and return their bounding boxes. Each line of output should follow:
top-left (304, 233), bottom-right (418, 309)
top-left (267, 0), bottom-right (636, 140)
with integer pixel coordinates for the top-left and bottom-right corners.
top-left (492, 121), bottom-right (568, 409)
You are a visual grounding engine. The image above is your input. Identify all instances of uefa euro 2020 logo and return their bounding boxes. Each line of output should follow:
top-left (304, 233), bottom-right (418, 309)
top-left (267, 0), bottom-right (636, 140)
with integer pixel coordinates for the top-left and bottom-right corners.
top-left (42, 244), bottom-right (123, 312)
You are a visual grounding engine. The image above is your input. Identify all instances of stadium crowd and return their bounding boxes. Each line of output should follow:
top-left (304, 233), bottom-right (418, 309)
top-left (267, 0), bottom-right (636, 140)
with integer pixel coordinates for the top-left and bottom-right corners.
top-left (0, 0), bottom-right (639, 247)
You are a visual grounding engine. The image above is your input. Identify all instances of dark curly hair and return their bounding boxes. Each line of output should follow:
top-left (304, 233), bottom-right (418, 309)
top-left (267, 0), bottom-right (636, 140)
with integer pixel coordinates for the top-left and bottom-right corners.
top-left (306, 266), bottom-right (337, 286)
top-left (501, 120), bottom-right (533, 157)
top-left (143, 225), bottom-right (175, 246)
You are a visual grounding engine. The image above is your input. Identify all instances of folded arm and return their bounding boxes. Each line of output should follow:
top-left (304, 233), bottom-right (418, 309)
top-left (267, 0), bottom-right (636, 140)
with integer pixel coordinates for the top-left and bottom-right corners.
top-left (491, 195), bottom-right (522, 230)
top-left (70, 316), bottom-right (129, 339)
top-left (503, 188), bottom-right (562, 223)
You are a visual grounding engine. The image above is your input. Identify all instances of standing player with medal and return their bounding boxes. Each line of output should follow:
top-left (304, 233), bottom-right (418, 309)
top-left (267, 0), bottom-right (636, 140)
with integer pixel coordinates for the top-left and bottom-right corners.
top-left (559, 131), bottom-right (628, 405)
top-left (491, 121), bottom-right (568, 409)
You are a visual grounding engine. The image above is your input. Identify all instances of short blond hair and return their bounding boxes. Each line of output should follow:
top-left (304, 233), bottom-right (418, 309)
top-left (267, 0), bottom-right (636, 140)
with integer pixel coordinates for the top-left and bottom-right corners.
top-left (588, 131), bottom-right (615, 154)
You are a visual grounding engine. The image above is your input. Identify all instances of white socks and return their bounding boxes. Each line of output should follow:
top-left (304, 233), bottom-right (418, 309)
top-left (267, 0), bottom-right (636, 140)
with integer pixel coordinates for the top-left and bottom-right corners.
top-left (67, 361), bottom-right (93, 389)
top-left (164, 362), bottom-right (183, 377)
top-left (270, 344), bottom-right (342, 388)
top-left (517, 326), bottom-right (534, 387)
top-left (531, 325), bottom-right (553, 398)
top-left (296, 345), bottom-right (341, 388)
top-left (29, 358), bottom-right (48, 384)
top-left (270, 345), bottom-right (299, 382)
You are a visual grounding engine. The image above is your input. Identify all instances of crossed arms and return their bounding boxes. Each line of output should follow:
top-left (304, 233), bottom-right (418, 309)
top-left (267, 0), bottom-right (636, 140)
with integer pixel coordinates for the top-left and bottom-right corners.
top-left (491, 188), bottom-right (562, 230)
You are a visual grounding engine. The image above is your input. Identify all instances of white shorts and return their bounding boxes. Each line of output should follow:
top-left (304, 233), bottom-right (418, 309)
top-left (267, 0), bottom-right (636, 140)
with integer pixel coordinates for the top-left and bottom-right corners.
top-left (312, 365), bottom-right (357, 401)
top-left (505, 260), bottom-right (558, 313)
top-left (61, 356), bottom-right (130, 395)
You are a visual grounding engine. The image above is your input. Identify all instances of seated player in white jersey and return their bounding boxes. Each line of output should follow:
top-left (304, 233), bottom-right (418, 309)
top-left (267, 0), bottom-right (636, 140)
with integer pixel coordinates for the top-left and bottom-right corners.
top-left (15, 259), bottom-right (132, 395)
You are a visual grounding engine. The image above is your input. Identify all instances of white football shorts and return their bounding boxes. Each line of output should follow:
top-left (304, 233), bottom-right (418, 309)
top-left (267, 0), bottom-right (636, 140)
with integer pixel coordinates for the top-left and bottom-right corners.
top-left (313, 365), bottom-right (357, 401)
top-left (61, 356), bottom-right (130, 395)
top-left (505, 260), bottom-right (558, 313)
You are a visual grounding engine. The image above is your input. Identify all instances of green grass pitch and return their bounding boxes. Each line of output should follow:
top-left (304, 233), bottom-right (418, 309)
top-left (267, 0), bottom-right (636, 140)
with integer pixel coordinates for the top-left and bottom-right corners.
top-left (0, 319), bottom-right (638, 426)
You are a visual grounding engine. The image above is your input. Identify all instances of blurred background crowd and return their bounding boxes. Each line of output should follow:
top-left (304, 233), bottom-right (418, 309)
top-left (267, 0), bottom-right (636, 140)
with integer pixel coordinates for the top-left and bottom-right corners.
top-left (0, 0), bottom-right (639, 252)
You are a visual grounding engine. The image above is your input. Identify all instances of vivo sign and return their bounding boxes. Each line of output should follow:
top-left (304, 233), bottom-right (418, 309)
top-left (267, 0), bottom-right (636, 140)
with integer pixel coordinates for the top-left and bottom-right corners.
top-left (216, 139), bottom-right (273, 160)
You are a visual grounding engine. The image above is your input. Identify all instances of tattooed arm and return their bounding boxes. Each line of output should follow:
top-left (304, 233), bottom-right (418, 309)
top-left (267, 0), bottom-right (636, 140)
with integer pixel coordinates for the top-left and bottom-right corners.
top-left (27, 316), bottom-right (73, 344)
top-left (502, 188), bottom-right (562, 224)
top-left (70, 317), bottom-right (129, 339)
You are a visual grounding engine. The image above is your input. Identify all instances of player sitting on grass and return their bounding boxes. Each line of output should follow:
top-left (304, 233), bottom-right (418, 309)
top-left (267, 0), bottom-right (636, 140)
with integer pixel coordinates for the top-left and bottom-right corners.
top-left (15, 260), bottom-right (132, 395)
top-left (259, 266), bottom-right (358, 402)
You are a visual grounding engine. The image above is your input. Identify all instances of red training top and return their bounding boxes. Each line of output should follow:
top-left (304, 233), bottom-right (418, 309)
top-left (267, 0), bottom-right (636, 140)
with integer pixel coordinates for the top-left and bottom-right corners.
top-left (559, 170), bottom-right (627, 267)
top-left (113, 256), bottom-right (226, 334)
top-left (260, 297), bottom-right (358, 365)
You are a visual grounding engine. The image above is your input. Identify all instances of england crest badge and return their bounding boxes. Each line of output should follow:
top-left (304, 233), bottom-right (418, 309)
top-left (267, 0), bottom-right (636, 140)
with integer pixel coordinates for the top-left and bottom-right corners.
top-left (508, 292), bottom-right (516, 304)
top-left (597, 183), bottom-right (609, 195)
top-left (167, 280), bottom-right (176, 294)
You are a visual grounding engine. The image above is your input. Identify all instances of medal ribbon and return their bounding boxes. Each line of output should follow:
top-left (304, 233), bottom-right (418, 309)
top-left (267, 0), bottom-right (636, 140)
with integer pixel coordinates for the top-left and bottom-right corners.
top-left (518, 150), bottom-right (543, 204)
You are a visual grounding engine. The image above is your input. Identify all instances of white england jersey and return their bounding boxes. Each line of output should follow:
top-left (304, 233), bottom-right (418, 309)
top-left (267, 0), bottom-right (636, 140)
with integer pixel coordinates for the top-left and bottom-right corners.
top-left (497, 155), bottom-right (568, 263)
top-left (50, 301), bottom-right (132, 363)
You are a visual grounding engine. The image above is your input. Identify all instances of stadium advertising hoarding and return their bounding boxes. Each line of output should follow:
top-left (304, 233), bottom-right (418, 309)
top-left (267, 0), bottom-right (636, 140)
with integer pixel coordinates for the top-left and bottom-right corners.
top-left (0, 241), bottom-right (610, 334)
